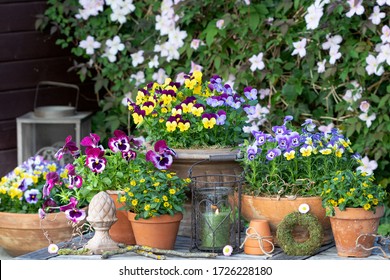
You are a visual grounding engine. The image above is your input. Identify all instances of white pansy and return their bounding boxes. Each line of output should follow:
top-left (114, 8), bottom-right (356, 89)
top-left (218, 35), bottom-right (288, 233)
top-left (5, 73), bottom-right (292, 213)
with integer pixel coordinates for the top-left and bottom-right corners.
top-left (365, 54), bottom-right (384, 76)
top-left (377, 44), bottom-right (390, 64)
top-left (322, 34), bottom-right (342, 50)
top-left (381, 25), bottom-right (390, 43)
top-left (369, 6), bottom-right (385, 25)
top-left (359, 112), bottom-right (376, 128)
top-left (131, 50), bottom-right (145, 67)
top-left (249, 52), bottom-right (265, 72)
top-left (345, 0), bottom-right (365, 18)
top-left (291, 38), bottom-right (307, 58)
top-left (357, 156), bottom-right (378, 176)
top-left (79, 35), bottom-right (101, 55)
top-left (148, 55), bottom-right (159, 69)
top-left (317, 59), bottom-right (326, 73)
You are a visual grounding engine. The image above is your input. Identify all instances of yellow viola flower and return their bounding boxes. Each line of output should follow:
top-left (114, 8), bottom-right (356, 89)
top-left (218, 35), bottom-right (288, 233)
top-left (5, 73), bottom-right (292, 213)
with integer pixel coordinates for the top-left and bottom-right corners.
top-left (283, 150), bottom-right (295, 161)
top-left (202, 117), bottom-right (216, 129)
top-left (178, 121), bottom-right (190, 132)
top-left (300, 145), bottom-right (313, 157)
top-left (319, 148), bottom-right (332, 155)
top-left (166, 120), bottom-right (177, 132)
top-left (131, 112), bottom-right (144, 125)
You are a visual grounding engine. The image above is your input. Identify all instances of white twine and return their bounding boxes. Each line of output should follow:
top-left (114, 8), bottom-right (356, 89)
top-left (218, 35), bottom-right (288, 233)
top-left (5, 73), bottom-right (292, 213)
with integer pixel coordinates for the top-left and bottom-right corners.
top-left (240, 226), bottom-right (275, 257)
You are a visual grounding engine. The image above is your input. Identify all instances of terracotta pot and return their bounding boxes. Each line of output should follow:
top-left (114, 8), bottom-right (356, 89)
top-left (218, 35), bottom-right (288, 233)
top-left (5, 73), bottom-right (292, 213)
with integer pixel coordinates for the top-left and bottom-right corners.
top-left (241, 194), bottom-right (332, 245)
top-left (106, 190), bottom-right (136, 245)
top-left (243, 219), bottom-right (274, 255)
top-left (128, 212), bottom-right (183, 250)
top-left (0, 211), bottom-right (79, 257)
top-left (330, 206), bottom-right (384, 258)
top-left (170, 148), bottom-right (242, 237)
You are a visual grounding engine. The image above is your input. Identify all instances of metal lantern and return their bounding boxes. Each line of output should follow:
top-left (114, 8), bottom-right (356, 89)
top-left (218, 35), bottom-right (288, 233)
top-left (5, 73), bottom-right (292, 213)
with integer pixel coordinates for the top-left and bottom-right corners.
top-left (16, 81), bottom-right (92, 164)
top-left (190, 157), bottom-right (242, 253)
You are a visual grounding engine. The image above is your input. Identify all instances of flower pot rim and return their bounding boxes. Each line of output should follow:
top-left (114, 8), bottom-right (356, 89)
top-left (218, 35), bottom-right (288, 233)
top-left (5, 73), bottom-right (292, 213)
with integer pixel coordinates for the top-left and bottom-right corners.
top-left (330, 206), bottom-right (385, 219)
top-left (241, 194), bottom-right (322, 201)
top-left (128, 211), bottom-right (183, 224)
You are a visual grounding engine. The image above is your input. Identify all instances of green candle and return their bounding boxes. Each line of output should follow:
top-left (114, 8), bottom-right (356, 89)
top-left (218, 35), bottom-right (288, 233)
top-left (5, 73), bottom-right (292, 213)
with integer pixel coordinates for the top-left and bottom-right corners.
top-left (200, 208), bottom-right (231, 249)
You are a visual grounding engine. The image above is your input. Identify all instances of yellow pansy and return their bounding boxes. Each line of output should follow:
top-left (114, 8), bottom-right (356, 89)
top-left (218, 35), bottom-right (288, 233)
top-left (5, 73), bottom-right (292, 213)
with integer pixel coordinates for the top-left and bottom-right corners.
top-left (300, 146), bottom-right (313, 157)
top-left (283, 150), bottom-right (295, 161)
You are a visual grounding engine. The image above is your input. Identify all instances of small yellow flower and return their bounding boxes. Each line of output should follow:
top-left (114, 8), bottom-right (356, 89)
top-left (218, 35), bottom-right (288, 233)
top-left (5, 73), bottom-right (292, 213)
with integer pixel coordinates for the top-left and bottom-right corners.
top-left (283, 150), bottom-right (295, 161)
top-left (319, 148), bottom-right (332, 155)
top-left (166, 120), bottom-right (177, 132)
top-left (167, 174), bottom-right (173, 179)
top-left (154, 198), bottom-right (160, 203)
top-left (124, 187), bottom-right (130, 192)
top-left (119, 196), bottom-right (126, 203)
top-left (130, 180), bottom-right (137, 186)
top-left (144, 204), bottom-right (151, 211)
top-left (338, 198), bottom-right (345, 204)
top-left (128, 192), bottom-right (134, 197)
top-left (162, 195), bottom-right (168, 201)
top-left (367, 194), bottom-right (373, 199)
top-left (373, 199), bottom-right (378, 205)
top-left (184, 178), bottom-right (191, 183)
top-left (143, 190), bottom-right (148, 194)
top-left (140, 178), bottom-right (145, 183)
top-left (153, 182), bottom-right (160, 187)
top-left (169, 188), bottom-right (176, 195)
top-left (363, 203), bottom-right (371, 210)
top-left (164, 202), bottom-right (170, 208)
top-left (131, 199), bottom-right (138, 206)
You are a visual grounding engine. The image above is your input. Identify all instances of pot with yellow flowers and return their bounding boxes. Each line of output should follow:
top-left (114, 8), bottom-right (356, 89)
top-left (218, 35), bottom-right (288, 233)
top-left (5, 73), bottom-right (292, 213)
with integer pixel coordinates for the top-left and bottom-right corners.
top-left (118, 140), bottom-right (191, 250)
top-left (321, 168), bottom-right (387, 258)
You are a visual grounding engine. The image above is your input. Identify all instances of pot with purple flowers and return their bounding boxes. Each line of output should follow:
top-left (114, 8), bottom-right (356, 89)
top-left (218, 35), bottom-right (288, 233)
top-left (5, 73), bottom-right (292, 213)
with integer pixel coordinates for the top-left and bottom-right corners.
top-left (238, 116), bottom-right (370, 246)
top-left (0, 155), bottom-right (86, 257)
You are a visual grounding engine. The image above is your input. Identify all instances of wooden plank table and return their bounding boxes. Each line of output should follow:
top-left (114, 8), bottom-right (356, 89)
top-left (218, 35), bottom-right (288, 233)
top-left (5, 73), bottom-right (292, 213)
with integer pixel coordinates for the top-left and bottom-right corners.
top-left (15, 234), bottom-right (389, 260)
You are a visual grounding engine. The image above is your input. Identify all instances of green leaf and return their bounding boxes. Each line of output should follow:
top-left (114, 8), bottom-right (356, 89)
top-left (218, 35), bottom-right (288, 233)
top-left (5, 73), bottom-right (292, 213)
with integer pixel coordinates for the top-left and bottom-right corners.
top-left (206, 28), bottom-right (218, 47)
top-left (214, 56), bottom-right (221, 70)
top-left (249, 13), bottom-right (260, 32)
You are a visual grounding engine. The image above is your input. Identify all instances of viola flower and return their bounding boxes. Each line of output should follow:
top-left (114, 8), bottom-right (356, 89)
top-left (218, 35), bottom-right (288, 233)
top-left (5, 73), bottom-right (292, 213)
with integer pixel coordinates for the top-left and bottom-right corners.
top-left (202, 113), bottom-right (217, 129)
top-left (55, 135), bottom-right (80, 160)
top-left (283, 149), bottom-right (295, 161)
top-left (266, 148), bottom-right (281, 161)
top-left (24, 189), bottom-right (39, 204)
top-left (38, 208), bottom-right (46, 220)
top-left (381, 25), bottom-right (390, 43)
top-left (322, 34), bottom-right (342, 50)
top-left (366, 54), bottom-right (385, 76)
top-left (247, 142), bottom-right (260, 160)
top-left (304, 2), bottom-right (324, 30)
top-left (122, 149), bottom-right (137, 161)
top-left (272, 125), bottom-right (287, 135)
top-left (216, 110), bottom-right (227, 125)
top-left (81, 133), bottom-right (104, 154)
top-left (65, 208), bottom-right (86, 224)
top-left (276, 135), bottom-right (290, 150)
top-left (178, 120), bottom-right (191, 132)
top-left (59, 196), bottom-right (78, 212)
top-left (377, 44), bottom-right (390, 64)
top-left (166, 116), bottom-right (178, 132)
top-left (86, 148), bottom-right (107, 173)
top-left (146, 149), bottom-right (174, 170)
top-left (244, 86), bottom-right (258, 100)
top-left (298, 203), bottom-right (310, 214)
top-left (300, 145), bottom-right (313, 157)
top-left (108, 130), bottom-right (131, 153)
top-left (252, 131), bottom-right (267, 146)
top-left (131, 50), bottom-right (145, 67)
top-left (223, 245), bottom-right (233, 256)
top-left (105, 35), bottom-right (124, 56)
top-left (301, 119), bottom-right (316, 132)
top-left (43, 172), bottom-right (60, 198)
top-left (17, 179), bottom-right (28, 192)
top-left (329, 45), bottom-right (342, 64)
top-left (288, 132), bottom-right (301, 147)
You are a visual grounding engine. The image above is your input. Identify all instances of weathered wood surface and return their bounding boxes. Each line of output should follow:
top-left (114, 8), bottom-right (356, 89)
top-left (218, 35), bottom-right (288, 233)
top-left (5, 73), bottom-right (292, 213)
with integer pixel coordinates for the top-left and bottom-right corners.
top-left (15, 234), bottom-right (389, 261)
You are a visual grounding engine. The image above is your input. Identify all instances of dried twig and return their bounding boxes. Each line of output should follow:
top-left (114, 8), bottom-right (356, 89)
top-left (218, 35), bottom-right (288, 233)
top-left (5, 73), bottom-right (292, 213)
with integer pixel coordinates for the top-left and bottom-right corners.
top-left (355, 234), bottom-right (390, 259)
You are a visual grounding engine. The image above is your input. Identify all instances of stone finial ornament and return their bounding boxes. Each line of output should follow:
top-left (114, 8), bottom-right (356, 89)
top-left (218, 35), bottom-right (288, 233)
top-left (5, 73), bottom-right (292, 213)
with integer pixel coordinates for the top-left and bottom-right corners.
top-left (85, 191), bottom-right (119, 254)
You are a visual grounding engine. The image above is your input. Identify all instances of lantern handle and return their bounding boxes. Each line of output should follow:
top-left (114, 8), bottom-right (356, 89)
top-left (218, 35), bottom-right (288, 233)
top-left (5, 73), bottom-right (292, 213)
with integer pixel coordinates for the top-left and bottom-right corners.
top-left (34, 81), bottom-right (80, 110)
top-left (187, 153), bottom-right (239, 178)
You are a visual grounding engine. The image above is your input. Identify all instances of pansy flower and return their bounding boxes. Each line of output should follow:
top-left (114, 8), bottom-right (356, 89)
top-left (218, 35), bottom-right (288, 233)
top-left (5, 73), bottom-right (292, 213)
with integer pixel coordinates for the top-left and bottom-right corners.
top-left (86, 148), bottom-right (107, 173)
top-left (252, 131), bottom-right (267, 146)
top-left (201, 113), bottom-right (217, 129)
top-left (216, 110), bottom-right (226, 125)
top-left (65, 208), bottom-right (86, 224)
top-left (247, 142), bottom-right (261, 160)
top-left (65, 164), bottom-right (83, 189)
top-left (276, 135), bottom-right (290, 150)
top-left (24, 189), bottom-right (39, 204)
top-left (146, 140), bottom-right (176, 170)
top-left (243, 86), bottom-right (258, 100)
top-left (266, 148), bottom-right (281, 161)
top-left (301, 119), bottom-right (316, 132)
top-left (122, 149), bottom-right (137, 161)
top-left (80, 133), bottom-right (104, 154)
top-left (288, 132), bottom-right (301, 147)
top-left (272, 125), bottom-right (287, 135)
top-left (108, 130), bottom-right (131, 153)
top-left (43, 172), bottom-right (60, 198)
top-left (55, 135), bottom-right (80, 160)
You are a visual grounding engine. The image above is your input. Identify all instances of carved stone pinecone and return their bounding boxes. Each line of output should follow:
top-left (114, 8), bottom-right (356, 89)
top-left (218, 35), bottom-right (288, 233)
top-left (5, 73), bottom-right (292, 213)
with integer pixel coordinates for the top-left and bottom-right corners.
top-left (87, 191), bottom-right (117, 223)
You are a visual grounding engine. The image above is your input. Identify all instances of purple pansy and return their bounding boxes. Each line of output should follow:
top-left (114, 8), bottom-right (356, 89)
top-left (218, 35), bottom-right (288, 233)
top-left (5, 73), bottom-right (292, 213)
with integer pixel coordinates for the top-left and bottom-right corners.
top-left (122, 149), bottom-right (137, 161)
top-left (81, 133), bottom-right (104, 154)
top-left (65, 208), bottom-right (86, 224)
top-left (283, 115), bottom-right (293, 125)
top-left (216, 110), bottom-right (226, 125)
top-left (59, 196), bottom-right (78, 212)
top-left (272, 125), bottom-right (287, 135)
top-left (43, 172), bottom-right (60, 198)
top-left (146, 140), bottom-right (176, 170)
top-left (301, 119), bottom-right (316, 132)
top-left (288, 131), bottom-right (301, 147)
top-left (65, 164), bottom-right (83, 189)
top-left (55, 135), bottom-right (80, 160)
top-left (17, 179), bottom-right (28, 192)
top-left (24, 189), bottom-right (39, 204)
top-left (42, 198), bottom-right (57, 213)
top-left (108, 130), bottom-right (131, 153)
top-left (243, 86), bottom-right (258, 100)
top-left (252, 131), bottom-right (267, 146)
top-left (86, 148), bottom-right (107, 173)
top-left (276, 135), bottom-right (290, 150)
top-left (246, 142), bottom-right (261, 160)
top-left (266, 148), bottom-right (281, 161)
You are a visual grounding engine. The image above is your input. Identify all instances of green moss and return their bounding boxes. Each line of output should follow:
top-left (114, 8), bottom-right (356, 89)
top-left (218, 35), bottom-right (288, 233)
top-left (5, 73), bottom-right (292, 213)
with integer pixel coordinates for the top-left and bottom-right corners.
top-left (276, 212), bottom-right (323, 256)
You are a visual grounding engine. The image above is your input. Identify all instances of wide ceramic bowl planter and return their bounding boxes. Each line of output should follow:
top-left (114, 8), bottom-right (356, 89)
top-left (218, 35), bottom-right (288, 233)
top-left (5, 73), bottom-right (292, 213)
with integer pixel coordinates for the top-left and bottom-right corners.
top-left (330, 206), bottom-right (384, 258)
top-left (241, 194), bottom-right (332, 245)
top-left (0, 211), bottom-right (79, 257)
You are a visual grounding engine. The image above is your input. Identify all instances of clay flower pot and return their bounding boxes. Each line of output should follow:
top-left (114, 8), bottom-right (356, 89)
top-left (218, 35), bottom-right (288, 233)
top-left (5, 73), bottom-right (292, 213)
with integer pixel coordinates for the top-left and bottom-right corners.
top-left (107, 190), bottom-right (136, 245)
top-left (243, 219), bottom-right (274, 255)
top-left (330, 206), bottom-right (384, 257)
top-left (128, 212), bottom-right (183, 250)
top-left (241, 194), bottom-right (332, 245)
